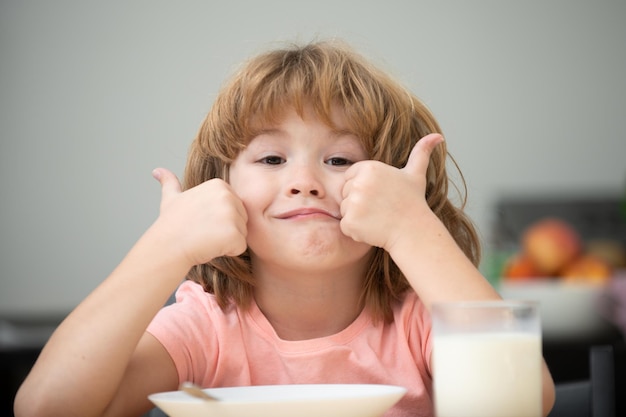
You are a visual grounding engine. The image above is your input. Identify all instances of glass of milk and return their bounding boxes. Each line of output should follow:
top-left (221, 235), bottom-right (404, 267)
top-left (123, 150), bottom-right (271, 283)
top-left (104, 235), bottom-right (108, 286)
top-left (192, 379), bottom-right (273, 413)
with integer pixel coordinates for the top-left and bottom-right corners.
top-left (432, 300), bottom-right (542, 417)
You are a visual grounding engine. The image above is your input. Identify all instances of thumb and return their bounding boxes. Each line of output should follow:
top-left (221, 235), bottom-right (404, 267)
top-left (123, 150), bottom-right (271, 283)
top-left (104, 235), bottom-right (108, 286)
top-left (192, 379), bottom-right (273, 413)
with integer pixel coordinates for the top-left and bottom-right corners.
top-left (402, 133), bottom-right (444, 177)
top-left (152, 167), bottom-right (182, 202)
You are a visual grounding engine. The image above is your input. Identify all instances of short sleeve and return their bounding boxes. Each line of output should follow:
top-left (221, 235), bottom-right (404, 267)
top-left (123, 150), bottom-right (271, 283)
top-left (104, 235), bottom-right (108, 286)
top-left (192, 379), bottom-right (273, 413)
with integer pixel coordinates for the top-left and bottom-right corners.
top-left (146, 281), bottom-right (221, 384)
top-left (394, 291), bottom-right (433, 380)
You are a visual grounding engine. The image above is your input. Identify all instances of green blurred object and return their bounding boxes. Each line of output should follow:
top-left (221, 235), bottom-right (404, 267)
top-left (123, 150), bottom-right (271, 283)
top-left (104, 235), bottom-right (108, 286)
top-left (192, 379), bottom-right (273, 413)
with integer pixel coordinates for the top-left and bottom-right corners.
top-left (480, 249), bottom-right (515, 287)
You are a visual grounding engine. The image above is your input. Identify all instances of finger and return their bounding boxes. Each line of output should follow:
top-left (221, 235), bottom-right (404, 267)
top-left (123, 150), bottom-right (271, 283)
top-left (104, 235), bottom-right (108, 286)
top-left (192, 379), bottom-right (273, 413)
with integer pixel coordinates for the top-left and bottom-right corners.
top-left (341, 161), bottom-right (360, 199)
top-left (339, 196), bottom-right (348, 219)
top-left (152, 168), bottom-right (182, 202)
top-left (342, 159), bottom-right (372, 199)
top-left (224, 182), bottom-right (249, 224)
top-left (232, 198), bottom-right (249, 230)
top-left (341, 177), bottom-right (352, 200)
top-left (403, 133), bottom-right (444, 177)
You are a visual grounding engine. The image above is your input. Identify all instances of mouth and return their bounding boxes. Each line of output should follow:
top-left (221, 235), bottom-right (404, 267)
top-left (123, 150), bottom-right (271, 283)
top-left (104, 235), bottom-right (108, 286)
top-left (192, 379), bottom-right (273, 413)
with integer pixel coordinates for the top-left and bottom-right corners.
top-left (276, 207), bottom-right (342, 220)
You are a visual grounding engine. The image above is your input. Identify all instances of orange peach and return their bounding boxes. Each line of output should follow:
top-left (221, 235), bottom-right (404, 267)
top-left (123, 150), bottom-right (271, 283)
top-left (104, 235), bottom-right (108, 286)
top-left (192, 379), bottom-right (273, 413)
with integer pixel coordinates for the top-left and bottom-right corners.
top-left (502, 253), bottom-right (542, 280)
top-left (561, 254), bottom-right (612, 285)
top-left (522, 218), bottom-right (582, 276)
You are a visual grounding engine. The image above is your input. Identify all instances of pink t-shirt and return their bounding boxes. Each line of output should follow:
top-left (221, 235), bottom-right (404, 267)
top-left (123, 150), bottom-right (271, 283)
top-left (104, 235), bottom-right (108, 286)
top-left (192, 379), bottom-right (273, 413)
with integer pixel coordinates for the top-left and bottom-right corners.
top-left (147, 280), bottom-right (434, 417)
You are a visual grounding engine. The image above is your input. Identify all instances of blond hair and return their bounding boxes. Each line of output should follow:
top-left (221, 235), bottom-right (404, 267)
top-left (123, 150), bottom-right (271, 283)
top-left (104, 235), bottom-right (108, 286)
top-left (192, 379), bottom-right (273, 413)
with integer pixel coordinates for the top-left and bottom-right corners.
top-left (183, 40), bottom-right (480, 321)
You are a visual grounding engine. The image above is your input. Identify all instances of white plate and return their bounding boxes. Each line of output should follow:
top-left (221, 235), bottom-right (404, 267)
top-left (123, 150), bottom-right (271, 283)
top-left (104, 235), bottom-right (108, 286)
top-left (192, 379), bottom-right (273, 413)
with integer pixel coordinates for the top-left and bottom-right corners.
top-left (149, 384), bottom-right (407, 417)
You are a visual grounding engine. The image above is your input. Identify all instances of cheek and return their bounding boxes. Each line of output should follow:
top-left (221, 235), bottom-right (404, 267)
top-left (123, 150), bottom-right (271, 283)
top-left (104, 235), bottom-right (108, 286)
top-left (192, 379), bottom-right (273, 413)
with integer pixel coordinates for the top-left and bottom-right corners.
top-left (234, 184), bottom-right (264, 212)
top-left (231, 176), bottom-right (273, 218)
top-left (229, 164), bottom-right (258, 200)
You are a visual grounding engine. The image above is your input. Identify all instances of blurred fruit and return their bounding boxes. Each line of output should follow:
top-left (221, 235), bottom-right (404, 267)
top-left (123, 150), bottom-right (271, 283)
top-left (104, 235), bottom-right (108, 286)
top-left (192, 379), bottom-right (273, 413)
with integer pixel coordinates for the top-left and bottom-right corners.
top-left (586, 239), bottom-right (626, 268)
top-left (561, 254), bottom-right (612, 284)
top-left (502, 253), bottom-right (542, 280)
top-left (522, 218), bottom-right (582, 276)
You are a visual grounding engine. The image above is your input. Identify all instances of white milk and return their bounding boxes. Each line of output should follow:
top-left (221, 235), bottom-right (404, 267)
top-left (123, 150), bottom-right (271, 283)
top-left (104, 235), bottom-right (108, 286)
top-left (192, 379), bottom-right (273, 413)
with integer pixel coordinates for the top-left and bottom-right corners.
top-left (433, 332), bottom-right (542, 417)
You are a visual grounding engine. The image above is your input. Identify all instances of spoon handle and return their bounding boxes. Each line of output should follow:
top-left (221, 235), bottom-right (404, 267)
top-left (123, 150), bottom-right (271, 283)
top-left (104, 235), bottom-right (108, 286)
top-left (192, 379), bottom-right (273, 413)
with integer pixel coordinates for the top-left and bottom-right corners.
top-left (179, 382), bottom-right (219, 401)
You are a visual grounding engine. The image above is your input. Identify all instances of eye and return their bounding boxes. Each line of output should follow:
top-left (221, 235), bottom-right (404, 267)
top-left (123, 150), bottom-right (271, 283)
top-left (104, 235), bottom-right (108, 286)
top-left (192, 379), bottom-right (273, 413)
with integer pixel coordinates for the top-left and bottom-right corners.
top-left (258, 155), bottom-right (285, 165)
top-left (326, 157), bottom-right (352, 166)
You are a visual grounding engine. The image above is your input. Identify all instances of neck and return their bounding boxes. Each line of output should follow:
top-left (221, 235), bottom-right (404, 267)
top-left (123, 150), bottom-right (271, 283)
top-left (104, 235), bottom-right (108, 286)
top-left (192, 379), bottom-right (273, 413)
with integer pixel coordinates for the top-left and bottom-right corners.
top-left (252, 262), bottom-right (367, 341)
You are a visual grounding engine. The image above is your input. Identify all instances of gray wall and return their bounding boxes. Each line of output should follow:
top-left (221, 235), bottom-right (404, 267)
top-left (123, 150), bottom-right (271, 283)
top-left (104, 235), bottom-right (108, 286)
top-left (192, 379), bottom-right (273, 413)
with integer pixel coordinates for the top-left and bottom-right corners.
top-left (1, 0), bottom-right (625, 316)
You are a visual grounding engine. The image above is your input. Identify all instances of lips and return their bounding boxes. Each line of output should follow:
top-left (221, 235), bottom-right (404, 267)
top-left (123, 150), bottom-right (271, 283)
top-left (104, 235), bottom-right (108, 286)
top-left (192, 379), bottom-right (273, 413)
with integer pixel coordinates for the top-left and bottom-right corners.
top-left (276, 207), bottom-right (341, 220)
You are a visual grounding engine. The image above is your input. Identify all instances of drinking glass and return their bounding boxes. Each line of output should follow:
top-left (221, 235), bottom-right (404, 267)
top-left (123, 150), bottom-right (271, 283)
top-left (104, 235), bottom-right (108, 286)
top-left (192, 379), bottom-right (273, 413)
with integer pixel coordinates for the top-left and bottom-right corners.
top-left (432, 300), bottom-right (542, 417)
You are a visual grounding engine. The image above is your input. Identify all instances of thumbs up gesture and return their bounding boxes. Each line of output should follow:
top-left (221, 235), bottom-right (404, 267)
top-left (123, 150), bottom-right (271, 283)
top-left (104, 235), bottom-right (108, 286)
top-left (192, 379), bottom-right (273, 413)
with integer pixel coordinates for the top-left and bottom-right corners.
top-left (152, 168), bottom-right (248, 267)
top-left (340, 133), bottom-right (444, 252)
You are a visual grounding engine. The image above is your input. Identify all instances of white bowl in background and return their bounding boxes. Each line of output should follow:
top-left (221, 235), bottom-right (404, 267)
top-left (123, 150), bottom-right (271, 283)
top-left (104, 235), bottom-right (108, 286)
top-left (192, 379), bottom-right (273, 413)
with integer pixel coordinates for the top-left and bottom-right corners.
top-left (498, 279), bottom-right (613, 342)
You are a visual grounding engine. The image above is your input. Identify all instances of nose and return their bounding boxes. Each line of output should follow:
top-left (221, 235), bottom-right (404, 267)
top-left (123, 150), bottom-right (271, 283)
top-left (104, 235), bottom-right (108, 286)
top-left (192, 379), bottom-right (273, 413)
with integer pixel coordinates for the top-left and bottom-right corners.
top-left (287, 164), bottom-right (325, 198)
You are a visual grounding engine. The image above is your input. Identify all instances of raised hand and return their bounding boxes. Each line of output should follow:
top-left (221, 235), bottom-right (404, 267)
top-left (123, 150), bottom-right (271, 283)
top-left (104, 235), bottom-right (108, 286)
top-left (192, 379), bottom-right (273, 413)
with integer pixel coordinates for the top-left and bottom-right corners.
top-left (339, 133), bottom-right (444, 251)
top-left (152, 168), bottom-right (248, 267)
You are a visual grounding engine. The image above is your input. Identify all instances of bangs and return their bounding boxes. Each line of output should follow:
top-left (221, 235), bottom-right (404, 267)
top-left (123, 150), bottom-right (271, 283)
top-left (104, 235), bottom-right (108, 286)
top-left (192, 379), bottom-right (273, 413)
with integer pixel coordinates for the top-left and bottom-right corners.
top-left (239, 45), bottom-right (381, 138)
top-left (200, 40), bottom-right (441, 173)
top-left (207, 41), bottom-right (417, 161)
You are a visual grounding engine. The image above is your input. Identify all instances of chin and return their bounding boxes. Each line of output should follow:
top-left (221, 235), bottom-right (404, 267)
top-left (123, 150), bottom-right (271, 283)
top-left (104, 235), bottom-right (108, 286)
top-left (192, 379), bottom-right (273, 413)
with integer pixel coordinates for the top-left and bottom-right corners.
top-left (252, 241), bottom-right (371, 272)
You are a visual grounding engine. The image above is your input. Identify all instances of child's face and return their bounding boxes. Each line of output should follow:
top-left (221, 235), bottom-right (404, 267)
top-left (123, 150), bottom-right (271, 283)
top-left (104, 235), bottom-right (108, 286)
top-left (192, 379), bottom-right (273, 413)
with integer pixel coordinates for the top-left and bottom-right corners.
top-left (229, 105), bottom-right (374, 275)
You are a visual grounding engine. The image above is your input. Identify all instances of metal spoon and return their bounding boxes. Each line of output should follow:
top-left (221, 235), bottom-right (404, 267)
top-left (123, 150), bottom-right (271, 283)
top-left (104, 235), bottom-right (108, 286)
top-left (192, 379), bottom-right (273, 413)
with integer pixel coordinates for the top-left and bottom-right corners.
top-left (179, 381), bottom-right (219, 401)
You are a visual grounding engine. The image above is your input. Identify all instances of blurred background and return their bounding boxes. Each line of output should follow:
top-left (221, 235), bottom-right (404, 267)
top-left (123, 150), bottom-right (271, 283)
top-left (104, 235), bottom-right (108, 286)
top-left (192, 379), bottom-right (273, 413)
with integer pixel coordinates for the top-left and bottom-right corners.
top-left (1, 0), bottom-right (625, 414)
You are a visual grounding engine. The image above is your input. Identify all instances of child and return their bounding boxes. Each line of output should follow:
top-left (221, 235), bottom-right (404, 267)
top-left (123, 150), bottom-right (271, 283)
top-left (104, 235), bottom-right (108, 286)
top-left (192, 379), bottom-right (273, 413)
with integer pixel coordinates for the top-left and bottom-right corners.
top-left (15, 40), bottom-right (555, 417)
